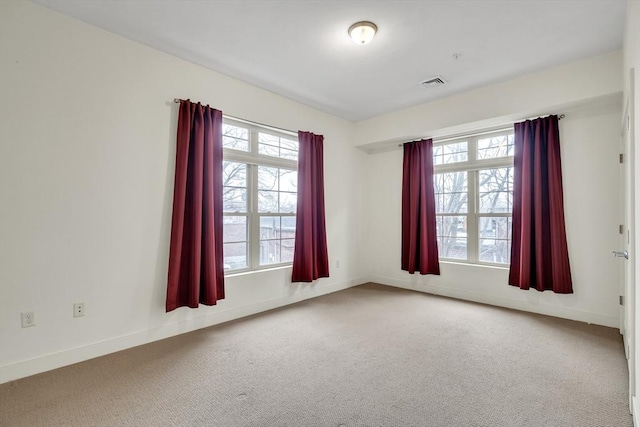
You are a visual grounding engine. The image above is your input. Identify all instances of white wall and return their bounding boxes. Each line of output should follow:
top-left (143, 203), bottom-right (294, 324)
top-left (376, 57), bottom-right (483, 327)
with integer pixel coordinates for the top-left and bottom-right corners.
top-left (354, 51), bottom-right (622, 152)
top-left (0, 0), bottom-right (629, 385)
top-left (360, 55), bottom-right (624, 328)
top-left (0, 1), bottom-right (366, 383)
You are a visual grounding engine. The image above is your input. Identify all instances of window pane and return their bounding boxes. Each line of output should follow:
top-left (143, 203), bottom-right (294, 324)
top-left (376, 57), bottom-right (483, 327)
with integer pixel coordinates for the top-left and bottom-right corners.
top-left (281, 216), bottom-right (296, 228)
top-left (260, 216), bottom-right (280, 239)
top-left (258, 190), bottom-right (279, 212)
top-left (478, 217), bottom-right (512, 264)
top-left (432, 145), bottom-right (442, 165)
top-left (258, 133), bottom-right (279, 145)
top-left (259, 216), bottom-right (296, 266)
top-left (281, 138), bottom-right (298, 151)
top-left (260, 240), bottom-right (281, 265)
top-left (479, 192), bottom-right (510, 213)
top-left (223, 124), bottom-right (248, 139)
top-left (223, 188), bottom-right (246, 212)
top-left (223, 216), bottom-right (247, 242)
top-left (258, 167), bottom-right (297, 213)
top-left (259, 132), bottom-right (280, 157)
top-left (258, 132), bottom-right (298, 160)
top-left (279, 169), bottom-right (297, 192)
top-left (433, 141), bottom-right (468, 165)
top-left (434, 172), bottom-right (468, 214)
top-left (224, 242), bottom-right (247, 271)
top-left (479, 217), bottom-right (512, 240)
top-left (223, 162), bottom-right (247, 212)
top-left (438, 237), bottom-right (467, 260)
top-left (259, 216), bottom-right (281, 266)
top-left (223, 162), bottom-right (246, 188)
top-left (222, 124), bottom-right (249, 152)
top-left (436, 215), bottom-right (467, 260)
top-left (477, 134), bottom-right (514, 159)
top-left (281, 239), bottom-right (295, 263)
top-left (258, 166), bottom-right (278, 190)
top-left (479, 239), bottom-right (511, 264)
top-left (279, 192), bottom-right (297, 213)
top-left (223, 136), bottom-right (248, 152)
top-left (280, 148), bottom-right (297, 160)
top-left (223, 213), bottom-right (247, 270)
top-left (435, 193), bottom-right (444, 213)
top-left (281, 216), bottom-right (296, 237)
top-left (435, 171), bottom-right (468, 193)
top-left (442, 193), bottom-right (468, 214)
top-left (479, 167), bottom-right (513, 213)
top-left (259, 143), bottom-right (279, 157)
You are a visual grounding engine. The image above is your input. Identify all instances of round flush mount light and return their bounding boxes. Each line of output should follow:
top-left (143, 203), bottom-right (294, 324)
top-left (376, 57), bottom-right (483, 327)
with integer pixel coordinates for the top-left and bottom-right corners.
top-left (348, 21), bottom-right (377, 45)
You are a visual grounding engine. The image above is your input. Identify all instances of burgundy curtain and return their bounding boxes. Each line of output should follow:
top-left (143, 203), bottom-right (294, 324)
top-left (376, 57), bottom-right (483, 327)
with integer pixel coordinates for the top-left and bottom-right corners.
top-left (292, 131), bottom-right (329, 282)
top-left (166, 100), bottom-right (225, 311)
top-left (509, 115), bottom-right (573, 293)
top-left (401, 139), bottom-right (440, 275)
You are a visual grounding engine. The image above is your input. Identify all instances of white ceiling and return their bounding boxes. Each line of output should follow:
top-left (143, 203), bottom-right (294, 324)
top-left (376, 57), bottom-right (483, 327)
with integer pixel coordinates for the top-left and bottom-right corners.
top-left (34, 0), bottom-right (626, 122)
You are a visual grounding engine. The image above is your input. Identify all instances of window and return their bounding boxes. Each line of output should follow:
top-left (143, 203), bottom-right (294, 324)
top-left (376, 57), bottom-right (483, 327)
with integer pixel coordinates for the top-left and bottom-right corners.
top-left (433, 130), bottom-right (514, 266)
top-left (222, 119), bottom-right (298, 272)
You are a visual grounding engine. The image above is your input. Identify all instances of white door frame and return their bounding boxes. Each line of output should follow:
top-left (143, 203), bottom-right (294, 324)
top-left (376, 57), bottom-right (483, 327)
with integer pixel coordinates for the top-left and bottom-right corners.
top-left (622, 91), bottom-right (636, 414)
top-left (622, 67), bottom-right (637, 418)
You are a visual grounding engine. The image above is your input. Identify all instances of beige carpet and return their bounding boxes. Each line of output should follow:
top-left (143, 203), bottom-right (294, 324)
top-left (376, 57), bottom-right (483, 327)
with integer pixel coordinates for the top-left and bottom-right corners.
top-left (0, 283), bottom-right (632, 426)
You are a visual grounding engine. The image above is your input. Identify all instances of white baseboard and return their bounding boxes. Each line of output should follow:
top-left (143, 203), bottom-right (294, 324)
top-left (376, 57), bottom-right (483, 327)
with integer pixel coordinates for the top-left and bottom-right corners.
top-left (369, 274), bottom-right (619, 328)
top-left (0, 277), bottom-right (367, 384)
top-left (633, 395), bottom-right (638, 423)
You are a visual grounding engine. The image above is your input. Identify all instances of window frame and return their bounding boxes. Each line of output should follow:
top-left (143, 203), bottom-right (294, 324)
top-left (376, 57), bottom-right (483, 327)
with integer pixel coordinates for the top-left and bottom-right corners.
top-left (222, 118), bottom-right (298, 274)
top-left (433, 129), bottom-right (514, 267)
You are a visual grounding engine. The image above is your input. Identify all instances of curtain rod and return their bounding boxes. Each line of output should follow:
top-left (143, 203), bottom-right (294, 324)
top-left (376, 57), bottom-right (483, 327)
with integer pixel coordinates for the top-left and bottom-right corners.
top-left (173, 99), bottom-right (298, 136)
top-left (398, 114), bottom-right (565, 147)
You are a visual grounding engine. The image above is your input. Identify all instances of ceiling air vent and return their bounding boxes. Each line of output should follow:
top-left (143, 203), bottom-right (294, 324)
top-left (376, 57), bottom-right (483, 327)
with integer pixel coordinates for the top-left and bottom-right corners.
top-left (419, 76), bottom-right (447, 89)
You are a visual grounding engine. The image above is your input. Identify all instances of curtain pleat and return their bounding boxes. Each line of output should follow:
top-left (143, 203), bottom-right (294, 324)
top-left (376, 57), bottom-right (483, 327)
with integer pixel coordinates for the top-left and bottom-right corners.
top-left (401, 139), bottom-right (440, 275)
top-left (166, 100), bottom-right (225, 311)
top-left (291, 131), bottom-right (329, 282)
top-left (509, 115), bottom-right (573, 293)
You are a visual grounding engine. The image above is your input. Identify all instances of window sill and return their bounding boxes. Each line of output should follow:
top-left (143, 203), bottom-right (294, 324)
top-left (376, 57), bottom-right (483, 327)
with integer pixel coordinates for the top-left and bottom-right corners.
top-left (440, 260), bottom-right (509, 271)
top-left (225, 264), bottom-right (293, 279)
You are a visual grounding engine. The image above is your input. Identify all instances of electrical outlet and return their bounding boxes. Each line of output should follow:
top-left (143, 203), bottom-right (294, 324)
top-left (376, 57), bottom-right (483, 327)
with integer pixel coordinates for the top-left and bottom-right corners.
top-left (21, 311), bottom-right (35, 328)
top-left (73, 302), bottom-right (85, 318)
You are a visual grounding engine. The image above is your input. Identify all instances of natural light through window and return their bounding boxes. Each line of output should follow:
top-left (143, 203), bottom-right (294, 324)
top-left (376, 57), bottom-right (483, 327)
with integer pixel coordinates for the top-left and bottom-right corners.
top-left (433, 130), bottom-right (514, 266)
top-left (222, 120), bottom-right (298, 272)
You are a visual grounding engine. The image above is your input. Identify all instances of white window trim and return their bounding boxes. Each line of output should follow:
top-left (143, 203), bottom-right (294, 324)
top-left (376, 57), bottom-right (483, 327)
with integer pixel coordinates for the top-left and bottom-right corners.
top-left (433, 129), bottom-right (514, 267)
top-left (222, 118), bottom-right (298, 274)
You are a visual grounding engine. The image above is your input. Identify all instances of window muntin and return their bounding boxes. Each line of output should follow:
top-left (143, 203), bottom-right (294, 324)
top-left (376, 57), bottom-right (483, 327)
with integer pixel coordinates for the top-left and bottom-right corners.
top-left (222, 119), bottom-right (298, 273)
top-left (433, 130), bottom-right (514, 266)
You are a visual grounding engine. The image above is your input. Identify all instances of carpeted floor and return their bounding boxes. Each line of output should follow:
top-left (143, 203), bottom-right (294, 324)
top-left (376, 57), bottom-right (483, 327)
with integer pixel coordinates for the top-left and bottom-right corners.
top-left (0, 283), bottom-right (633, 426)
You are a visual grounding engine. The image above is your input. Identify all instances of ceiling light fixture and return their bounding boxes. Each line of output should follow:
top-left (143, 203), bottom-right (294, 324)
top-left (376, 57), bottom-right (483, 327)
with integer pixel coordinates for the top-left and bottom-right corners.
top-left (348, 21), bottom-right (377, 45)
